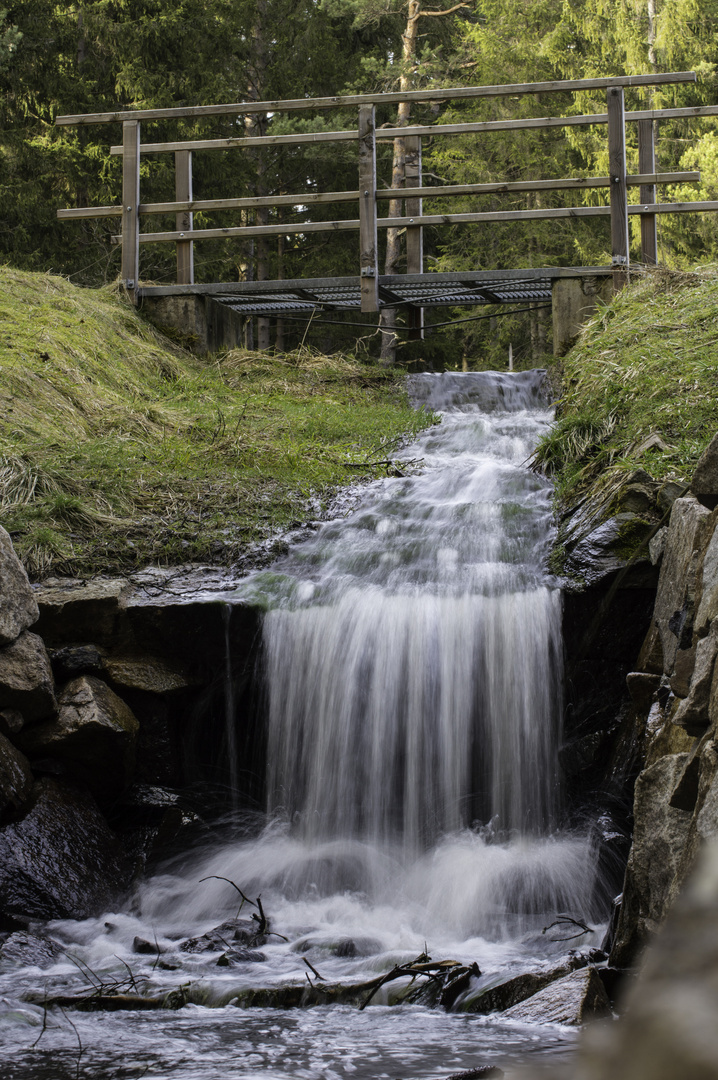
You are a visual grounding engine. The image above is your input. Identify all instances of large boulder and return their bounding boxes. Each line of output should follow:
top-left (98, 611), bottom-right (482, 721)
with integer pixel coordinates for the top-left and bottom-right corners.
top-left (0, 526), bottom-right (39, 646)
top-left (653, 497), bottom-right (712, 676)
top-left (0, 732), bottom-right (33, 817)
top-left (500, 967), bottom-right (610, 1025)
top-left (0, 778), bottom-right (130, 920)
top-left (0, 631), bottom-right (57, 723)
top-left (16, 675), bottom-right (139, 802)
top-left (610, 753), bottom-right (694, 968)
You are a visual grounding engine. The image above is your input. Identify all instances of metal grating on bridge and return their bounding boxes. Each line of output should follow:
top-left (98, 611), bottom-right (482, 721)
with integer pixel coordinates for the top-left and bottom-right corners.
top-left (207, 275), bottom-right (554, 317)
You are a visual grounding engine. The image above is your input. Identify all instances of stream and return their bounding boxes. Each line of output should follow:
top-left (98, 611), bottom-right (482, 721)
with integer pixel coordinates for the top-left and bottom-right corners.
top-left (0, 370), bottom-right (607, 1079)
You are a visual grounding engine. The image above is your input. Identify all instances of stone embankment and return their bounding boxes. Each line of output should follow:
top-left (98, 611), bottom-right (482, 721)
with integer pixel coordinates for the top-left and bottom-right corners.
top-left (0, 534), bottom-right (261, 924)
top-left (557, 432), bottom-right (718, 1080)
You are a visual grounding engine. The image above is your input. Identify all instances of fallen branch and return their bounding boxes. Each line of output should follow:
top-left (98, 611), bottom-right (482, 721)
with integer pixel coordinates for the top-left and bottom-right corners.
top-left (542, 914), bottom-right (594, 941)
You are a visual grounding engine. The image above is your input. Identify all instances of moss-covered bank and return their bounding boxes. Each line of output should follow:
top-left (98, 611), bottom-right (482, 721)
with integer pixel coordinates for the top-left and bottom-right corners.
top-left (533, 266), bottom-right (718, 503)
top-left (0, 269), bottom-right (434, 578)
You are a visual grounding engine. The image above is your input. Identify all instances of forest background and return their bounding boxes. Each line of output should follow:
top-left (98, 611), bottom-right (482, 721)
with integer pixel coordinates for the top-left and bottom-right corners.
top-left (2, 0), bottom-right (718, 366)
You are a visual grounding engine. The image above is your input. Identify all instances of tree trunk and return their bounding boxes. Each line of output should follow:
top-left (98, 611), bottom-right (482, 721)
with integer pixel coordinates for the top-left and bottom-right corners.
top-left (379, 0), bottom-right (421, 366)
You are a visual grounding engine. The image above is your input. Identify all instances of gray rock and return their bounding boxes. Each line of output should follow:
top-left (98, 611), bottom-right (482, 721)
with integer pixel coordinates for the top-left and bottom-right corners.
top-left (672, 622), bottom-right (718, 735)
top-left (610, 753), bottom-right (693, 968)
top-left (0, 526), bottom-right (39, 646)
top-left (500, 967), bottom-right (610, 1025)
top-left (625, 672), bottom-right (661, 711)
top-left (657, 480), bottom-right (687, 515)
top-left (0, 709), bottom-right (24, 736)
top-left (102, 655), bottom-right (192, 694)
top-left (690, 431), bottom-right (718, 510)
top-left (695, 513), bottom-right (718, 636)
top-left (0, 732), bottom-right (33, 816)
top-left (0, 930), bottom-right (64, 968)
top-left (0, 778), bottom-right (130, 920)
top-left (34, 577), bottom-right (128, 648)
top-left (0, 632), bottom-right (57, 723)
top-left (653, 497), bottom-right (712, 675)
top-left (16, 675), bottom-right (138, 802)
top-left (460, 956), bottom-right (587, 1015)
top-left (648, 526), bottom-right (667, 565)
top-left (180, 918), bottom-right (268, 954)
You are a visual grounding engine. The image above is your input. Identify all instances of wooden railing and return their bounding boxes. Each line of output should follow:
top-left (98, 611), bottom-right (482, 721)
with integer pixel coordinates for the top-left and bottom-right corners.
top-left (56, 71), bottom-right (718, 311)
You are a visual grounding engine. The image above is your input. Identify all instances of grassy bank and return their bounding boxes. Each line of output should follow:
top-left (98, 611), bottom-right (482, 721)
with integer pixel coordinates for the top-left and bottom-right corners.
top-left (0, 269), bottom-right (434, 578)
top-left (533, 266), bottom-right (718, 502)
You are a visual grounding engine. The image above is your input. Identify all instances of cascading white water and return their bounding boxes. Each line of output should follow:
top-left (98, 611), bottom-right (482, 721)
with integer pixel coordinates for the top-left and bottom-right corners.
top-left (263, 370), bottom-right (563, 849)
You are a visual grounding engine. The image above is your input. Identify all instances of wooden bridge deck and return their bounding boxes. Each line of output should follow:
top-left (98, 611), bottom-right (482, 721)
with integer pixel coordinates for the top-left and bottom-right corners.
top-left (139, 268), bottom-right (607, 316)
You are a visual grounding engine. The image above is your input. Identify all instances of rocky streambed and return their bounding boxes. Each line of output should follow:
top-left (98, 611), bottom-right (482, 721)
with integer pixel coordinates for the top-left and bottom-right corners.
top-left (2, 382), bottom-right (718, 1079)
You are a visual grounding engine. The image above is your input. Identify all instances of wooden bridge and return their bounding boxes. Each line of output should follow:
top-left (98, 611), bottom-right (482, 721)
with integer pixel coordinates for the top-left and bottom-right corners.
top-left (56, 71), bottom-right (718, 351)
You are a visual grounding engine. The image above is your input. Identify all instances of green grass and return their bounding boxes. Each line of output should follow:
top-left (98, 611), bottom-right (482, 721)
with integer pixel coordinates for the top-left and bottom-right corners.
top-left (0, 268), bottom-right (435, 578)
top-left (532, 266), bottom-right (718, 504)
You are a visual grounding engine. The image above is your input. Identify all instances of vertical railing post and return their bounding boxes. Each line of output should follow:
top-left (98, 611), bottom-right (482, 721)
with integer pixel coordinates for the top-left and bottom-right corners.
top-left (638, 118), bottom-right (658, 266)
top-left (607, 87), bottom-right (629, 289)
top-left (175, 149), bottom-right (194, 285)
top-left (405, 134), bottom-right (423, 340)
top-left (121, 119), bottom-right (141, 305)
top-left (358, 105), bottom-right (378, 313)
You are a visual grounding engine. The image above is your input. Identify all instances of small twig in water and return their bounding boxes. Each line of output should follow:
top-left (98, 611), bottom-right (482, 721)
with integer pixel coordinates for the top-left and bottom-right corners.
top-left (31, 995), bottom-right (49, 1048)
top-left (58, 1006), bottom-right (84, 1080)
top-left (302, 956), bottom-right (325, 981)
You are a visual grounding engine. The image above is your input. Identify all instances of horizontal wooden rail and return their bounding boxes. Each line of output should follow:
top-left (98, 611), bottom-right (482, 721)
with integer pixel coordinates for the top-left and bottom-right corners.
top-left (55, 72), bottom-right (696, 126)
top-left (109, 199), bottom-right (718, 245)
top-left (57, 172), bottom-right (700, 223)
top-left (106, 104), bottom-right (718, 157)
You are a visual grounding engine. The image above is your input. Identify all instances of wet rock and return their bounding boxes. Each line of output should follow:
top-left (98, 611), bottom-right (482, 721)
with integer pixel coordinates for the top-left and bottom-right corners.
top-left (460, 955), bottom-right (587, 1015)
top-left (0, 777), bottom-right (130, 920)
top-left (0, 632), bottom-right (57, 723)
top-left (0, 732), bottom-right (33, 816)
top-left (0, 526), bottom-right (39, 646)
top-left (216, 947), bottom-right (267, 965)
top-left (690, 431), bottom-right (718, 510)
top-left (672, 622), bottom-right (718, 734)
top-left (180, 918), bottom-right (267, 953)
top-left (610, 753), bottom-right (693, 968)
top-left (653, 497), bottom-right (712, 675)
top-left (0, 930), bottom-right (64, 968)
top-left (132, 936), bottom-right (163, 955)
top-left (500, 966), bottom-right (610, 1025)
top-left (34, 577), bottom-right (128, 648)
top-left (50, 644), bottom-right (104, 682)
top-left (291, 934), bottom-right (382, 958)
top-left (625, 672), bottom-right (661, 711)
top-left (16, 675), bottom-right (139, 802)
top-left (102, 655), bottom-right (194, 694)
top-left (564, 512), bottom-right (655, 588)
top-left (0, 709), bottom-right (24, 736)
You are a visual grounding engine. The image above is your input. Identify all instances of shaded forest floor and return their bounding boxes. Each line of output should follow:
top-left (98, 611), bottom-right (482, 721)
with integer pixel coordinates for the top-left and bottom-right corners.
top-left (0, 269), bottom-right (434, 578)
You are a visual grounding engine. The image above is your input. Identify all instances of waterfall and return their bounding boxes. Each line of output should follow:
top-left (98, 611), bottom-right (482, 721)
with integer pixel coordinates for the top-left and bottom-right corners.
top-left (262, 370), bottom-right (563, 850)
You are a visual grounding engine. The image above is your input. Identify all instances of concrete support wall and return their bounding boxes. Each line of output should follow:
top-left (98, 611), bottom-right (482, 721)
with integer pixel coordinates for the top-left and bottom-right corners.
top-left (141, 294), bottom-right (246, 354)
top-left (552, 275), bottom-right (613, 357)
